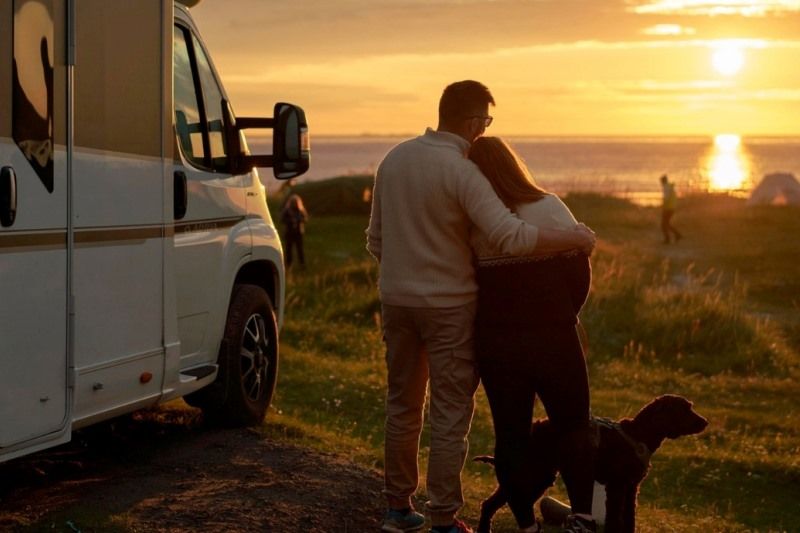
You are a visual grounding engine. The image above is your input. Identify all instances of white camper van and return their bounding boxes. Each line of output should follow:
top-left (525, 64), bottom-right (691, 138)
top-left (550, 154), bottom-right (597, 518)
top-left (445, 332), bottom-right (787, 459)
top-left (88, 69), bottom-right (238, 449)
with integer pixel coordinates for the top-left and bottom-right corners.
top-left (0, 0), bottom-right (308, 462)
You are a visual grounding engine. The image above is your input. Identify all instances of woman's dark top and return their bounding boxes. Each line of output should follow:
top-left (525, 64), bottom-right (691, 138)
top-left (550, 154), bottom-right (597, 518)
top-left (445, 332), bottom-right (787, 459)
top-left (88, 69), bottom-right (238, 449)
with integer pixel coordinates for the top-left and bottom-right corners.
top-left (476, 252), bottom-right (591, 329)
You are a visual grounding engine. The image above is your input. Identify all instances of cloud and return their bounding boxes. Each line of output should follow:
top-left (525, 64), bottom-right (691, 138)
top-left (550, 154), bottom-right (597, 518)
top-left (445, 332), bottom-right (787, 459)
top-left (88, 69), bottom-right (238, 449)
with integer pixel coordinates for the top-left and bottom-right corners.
top-left (191, 0), bottom-right (653, 63)
top-left (627, 0), bottom-right (800, 16)
top-left (192, 0), bottom-right (800, 79)
top-left (468, 37), bottom-right (777, 58)
top-left (217, 37), bottom-right (800, 101)
top-left (633, 80), bottom-right (733, 90)
top-left (736, 88), bottom-right (800, 101)
top-left (505, 37), bottom-right (795, 52)
top-left (187, 2), bottom-right (800, 134)
top-left (224, 81), bottom-right (421, 112)
top-left (642, 24), bottom-right (697, 35)
top-left (561, 80), bottom-right (800, 103)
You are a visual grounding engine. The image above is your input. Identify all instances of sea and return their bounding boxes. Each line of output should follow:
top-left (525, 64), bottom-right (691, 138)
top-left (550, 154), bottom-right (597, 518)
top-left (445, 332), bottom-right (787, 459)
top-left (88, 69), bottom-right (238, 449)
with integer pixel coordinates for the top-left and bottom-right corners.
top-left (251, 135), bottom-right (800, 205)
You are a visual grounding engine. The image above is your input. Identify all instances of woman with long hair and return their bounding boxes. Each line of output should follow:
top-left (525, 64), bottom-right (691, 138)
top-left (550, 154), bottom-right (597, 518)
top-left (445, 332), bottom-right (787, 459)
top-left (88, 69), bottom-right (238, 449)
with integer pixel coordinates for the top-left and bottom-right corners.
top-left (468, 137), bottom-right (596, 533)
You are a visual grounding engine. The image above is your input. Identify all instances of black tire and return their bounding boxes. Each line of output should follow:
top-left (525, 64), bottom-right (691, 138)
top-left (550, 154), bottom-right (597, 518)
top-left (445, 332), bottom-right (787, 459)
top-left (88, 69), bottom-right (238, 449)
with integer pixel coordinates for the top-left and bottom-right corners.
top-left (185, 284), bottom-right (278, 426)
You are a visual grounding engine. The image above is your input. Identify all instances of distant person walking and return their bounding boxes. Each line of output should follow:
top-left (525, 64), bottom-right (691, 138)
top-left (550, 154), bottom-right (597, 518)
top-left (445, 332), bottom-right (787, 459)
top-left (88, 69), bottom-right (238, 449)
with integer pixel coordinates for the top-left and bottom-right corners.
top-left (367, 80), bottom-right (595, 533)
top-left (281, 193), bottom-right (307, 268)
top-left (660, 174), bottom-right (682, 244)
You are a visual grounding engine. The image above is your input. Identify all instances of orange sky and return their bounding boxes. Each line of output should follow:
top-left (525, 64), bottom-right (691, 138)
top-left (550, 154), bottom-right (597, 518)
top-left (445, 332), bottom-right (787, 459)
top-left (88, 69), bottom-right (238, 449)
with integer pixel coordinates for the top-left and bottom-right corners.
top-left (191, 0), bottom-right (800, 136)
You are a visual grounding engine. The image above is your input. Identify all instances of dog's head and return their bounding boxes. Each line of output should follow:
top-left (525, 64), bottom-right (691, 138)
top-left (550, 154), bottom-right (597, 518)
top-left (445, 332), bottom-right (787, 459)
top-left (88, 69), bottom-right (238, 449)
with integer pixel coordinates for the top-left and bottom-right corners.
top-left (633, 394), bottom-right (708, 440)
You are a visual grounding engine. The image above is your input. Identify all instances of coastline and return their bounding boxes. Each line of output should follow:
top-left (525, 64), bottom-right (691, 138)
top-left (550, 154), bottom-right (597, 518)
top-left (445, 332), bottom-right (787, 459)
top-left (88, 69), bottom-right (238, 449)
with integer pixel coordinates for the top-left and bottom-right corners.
top-left (253, 135), bottom-right (800, 204)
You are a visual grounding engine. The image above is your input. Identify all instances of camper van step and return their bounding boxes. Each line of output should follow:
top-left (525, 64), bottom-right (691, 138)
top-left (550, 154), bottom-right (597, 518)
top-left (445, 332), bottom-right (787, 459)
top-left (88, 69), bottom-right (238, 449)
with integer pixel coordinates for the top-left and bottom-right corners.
top-left (179, 365), bottom-right (216, 381)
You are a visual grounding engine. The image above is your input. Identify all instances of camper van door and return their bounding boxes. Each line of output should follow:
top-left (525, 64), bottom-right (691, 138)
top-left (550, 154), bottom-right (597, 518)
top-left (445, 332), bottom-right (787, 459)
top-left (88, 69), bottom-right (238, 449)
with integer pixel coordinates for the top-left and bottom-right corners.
top-left (69, 0), bottom-right (169, 424)
top-left (0, 0), bottom-right (71, 458)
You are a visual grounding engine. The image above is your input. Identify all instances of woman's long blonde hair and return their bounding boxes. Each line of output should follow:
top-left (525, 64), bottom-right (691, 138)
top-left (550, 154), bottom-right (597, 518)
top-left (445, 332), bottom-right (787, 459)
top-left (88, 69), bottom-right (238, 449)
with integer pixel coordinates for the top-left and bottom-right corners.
top-left (468, 137), bottom-right (547, 209)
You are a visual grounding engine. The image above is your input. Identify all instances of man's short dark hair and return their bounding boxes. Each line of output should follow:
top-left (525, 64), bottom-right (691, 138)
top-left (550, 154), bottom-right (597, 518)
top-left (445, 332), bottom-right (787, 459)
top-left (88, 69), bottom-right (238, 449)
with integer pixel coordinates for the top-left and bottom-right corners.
top-left (439, 80), bottom-right (495, 124)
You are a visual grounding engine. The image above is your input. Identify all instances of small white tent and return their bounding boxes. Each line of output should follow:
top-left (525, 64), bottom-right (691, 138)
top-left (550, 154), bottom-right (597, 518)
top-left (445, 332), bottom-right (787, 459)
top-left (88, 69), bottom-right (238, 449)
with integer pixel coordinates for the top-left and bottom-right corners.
top-left (747, 173), bottom-right (800, 206)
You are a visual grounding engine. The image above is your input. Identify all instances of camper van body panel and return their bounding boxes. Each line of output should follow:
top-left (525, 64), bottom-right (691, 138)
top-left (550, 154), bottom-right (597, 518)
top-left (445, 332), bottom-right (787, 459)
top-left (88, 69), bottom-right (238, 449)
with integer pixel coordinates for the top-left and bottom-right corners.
top-left (171, 7), bottom-right (254, 372)
top-left (245, 171), bottom-right (286, 327)
top-left (1, 0), bottom-right (290, 463)
top-left (68, 0), bottom-right (168, 423)
top-left (0, 0), bottom-right (71, 453)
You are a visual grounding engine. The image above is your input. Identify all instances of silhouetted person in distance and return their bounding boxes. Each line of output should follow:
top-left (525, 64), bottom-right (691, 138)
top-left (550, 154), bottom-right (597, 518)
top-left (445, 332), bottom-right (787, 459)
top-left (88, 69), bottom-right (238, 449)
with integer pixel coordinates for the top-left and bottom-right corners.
top-left (281, 194), bottom-right (307, 268)
top-left (366, 80), bottom-right (596, 533)
top-left (660, 174), bottom-right (682, 244)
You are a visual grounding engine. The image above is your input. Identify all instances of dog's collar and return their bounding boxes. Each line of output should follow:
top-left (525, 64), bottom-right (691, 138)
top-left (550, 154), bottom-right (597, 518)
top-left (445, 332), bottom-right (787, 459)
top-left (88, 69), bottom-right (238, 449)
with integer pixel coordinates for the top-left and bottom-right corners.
top-left (592, 416), bottom-right (652, 467)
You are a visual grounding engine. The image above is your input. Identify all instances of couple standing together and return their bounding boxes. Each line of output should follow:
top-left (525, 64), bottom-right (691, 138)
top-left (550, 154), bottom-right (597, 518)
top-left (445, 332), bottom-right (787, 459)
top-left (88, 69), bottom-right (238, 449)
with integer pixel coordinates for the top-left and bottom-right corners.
top-left (367, 81), bottom-right (598, 533)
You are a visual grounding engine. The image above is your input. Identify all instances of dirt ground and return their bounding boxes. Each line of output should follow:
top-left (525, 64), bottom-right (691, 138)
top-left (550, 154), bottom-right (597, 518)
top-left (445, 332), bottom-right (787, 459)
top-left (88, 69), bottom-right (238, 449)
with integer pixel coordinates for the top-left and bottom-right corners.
top-left (0, 406), bottom-right (386, 532)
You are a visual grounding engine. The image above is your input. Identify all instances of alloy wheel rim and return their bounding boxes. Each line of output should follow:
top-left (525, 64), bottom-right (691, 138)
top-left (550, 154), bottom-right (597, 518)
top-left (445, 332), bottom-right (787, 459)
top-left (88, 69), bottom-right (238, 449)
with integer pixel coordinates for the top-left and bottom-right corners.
top-left (240, 313), bottom-right (269, 402)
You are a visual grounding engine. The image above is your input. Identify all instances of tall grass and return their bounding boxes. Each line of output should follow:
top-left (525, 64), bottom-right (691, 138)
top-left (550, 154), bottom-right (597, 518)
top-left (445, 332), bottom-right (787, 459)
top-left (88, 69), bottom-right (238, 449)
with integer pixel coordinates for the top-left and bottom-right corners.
top-left (585, 256), bottom-right (795, 376)
top-left (265, 178), bottom-right (800, 532)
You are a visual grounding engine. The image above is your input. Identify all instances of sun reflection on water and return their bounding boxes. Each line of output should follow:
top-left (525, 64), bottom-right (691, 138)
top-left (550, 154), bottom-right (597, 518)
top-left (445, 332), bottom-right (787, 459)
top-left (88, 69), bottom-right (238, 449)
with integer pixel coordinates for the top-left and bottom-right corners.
top-left (704, 134), bottom-right (752, 192)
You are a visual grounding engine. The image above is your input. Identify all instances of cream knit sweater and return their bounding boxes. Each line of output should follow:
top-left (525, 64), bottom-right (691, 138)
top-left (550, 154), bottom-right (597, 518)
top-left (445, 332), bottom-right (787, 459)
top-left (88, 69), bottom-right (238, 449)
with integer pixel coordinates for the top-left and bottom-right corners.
top-left (471, 194), bottom-right (579, 265)
top-left (366, 129), bottom-right (541, 307)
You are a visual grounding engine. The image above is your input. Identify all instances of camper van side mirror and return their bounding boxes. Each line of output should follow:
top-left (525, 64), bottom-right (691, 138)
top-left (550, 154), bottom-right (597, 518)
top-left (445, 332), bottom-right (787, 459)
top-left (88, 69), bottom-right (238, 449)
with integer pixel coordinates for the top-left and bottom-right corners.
top-left (235, 103), bottom-right (310, 179)
top-left (272, 103), bottom-right (309, 180)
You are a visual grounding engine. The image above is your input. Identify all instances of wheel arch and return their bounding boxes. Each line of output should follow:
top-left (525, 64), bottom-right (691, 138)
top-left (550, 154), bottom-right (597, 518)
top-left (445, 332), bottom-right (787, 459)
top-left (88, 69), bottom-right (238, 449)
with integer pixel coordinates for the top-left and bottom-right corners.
top-left (234, 260), bottom-right (280, 312)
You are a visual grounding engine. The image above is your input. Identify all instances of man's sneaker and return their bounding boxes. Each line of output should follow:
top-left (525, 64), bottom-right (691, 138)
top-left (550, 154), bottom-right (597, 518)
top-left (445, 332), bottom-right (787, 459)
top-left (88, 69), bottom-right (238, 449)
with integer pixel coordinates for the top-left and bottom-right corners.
top-left (430, 518), bottom-right (473, 533)
top-left (562, 514), bottom-right (597, 533)
top-left (382, 508), bottom-right (426, 533)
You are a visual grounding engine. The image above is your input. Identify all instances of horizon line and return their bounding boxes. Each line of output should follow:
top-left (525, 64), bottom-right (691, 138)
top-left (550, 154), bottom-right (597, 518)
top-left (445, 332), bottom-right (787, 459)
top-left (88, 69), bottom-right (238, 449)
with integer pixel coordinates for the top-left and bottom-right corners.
top-left (247, 132), bottom-right (800, 140)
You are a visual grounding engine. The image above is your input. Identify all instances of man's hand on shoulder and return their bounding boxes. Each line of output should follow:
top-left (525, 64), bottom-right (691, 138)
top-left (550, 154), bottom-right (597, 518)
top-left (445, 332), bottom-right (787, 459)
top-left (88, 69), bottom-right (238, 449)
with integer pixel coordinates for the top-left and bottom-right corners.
top-left (534, 224), bottom-right (597, 256)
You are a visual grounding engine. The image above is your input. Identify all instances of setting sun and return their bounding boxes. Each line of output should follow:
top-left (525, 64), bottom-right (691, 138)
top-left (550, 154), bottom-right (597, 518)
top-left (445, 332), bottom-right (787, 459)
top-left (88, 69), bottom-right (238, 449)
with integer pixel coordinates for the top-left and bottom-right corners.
top-left (711, 44), bottom-right (745, 76)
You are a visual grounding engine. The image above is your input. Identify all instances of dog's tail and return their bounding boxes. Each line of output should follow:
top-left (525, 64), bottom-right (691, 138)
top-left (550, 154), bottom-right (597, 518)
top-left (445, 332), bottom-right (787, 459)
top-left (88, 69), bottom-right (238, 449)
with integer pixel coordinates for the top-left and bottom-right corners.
top-left (472, 455), bottom-right (495, 465)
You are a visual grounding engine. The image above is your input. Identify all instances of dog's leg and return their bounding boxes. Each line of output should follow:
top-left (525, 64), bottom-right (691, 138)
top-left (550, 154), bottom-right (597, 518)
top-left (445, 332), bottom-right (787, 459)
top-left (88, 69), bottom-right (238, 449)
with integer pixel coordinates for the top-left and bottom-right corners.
top-left (603, 483), bottom-right (626, 533)
top-left (620, 485), bottom-right (638, 533)
top-left (477, 486), bottom-right (507, 533)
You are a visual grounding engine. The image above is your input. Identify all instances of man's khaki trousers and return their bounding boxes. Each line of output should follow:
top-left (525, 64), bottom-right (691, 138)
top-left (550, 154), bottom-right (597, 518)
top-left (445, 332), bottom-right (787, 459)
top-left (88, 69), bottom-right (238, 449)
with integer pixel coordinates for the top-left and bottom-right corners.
top-left (381, 302), bottom-right (479, 527)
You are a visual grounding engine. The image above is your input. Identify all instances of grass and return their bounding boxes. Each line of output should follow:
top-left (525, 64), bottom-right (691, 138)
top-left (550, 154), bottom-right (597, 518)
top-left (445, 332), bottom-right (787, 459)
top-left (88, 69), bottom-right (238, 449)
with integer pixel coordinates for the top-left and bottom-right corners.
top-left (266, 177), bottom-right (800, 532)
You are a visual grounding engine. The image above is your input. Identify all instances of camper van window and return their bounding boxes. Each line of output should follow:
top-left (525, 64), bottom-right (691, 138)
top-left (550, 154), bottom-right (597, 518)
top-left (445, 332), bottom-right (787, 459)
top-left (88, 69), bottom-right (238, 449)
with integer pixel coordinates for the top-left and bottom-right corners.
top-left (192, 34), bottom-right (229, 173)
top-left (12, 0), bottom-right (55, 193)
top-left (173, 26), bottom-right (207, 168)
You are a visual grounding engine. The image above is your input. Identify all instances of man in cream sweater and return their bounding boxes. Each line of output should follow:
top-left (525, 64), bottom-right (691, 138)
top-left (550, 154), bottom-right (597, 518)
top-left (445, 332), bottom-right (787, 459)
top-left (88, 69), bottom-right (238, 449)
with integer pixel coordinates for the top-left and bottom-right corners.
top-left (368, 80), bottom-right (595, 533)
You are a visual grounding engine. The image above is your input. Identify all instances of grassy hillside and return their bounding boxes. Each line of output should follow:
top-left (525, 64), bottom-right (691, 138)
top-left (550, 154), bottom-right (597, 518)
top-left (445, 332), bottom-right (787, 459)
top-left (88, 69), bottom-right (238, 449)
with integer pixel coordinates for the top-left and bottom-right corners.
top-left (266, 177), bottom-right (800, 532)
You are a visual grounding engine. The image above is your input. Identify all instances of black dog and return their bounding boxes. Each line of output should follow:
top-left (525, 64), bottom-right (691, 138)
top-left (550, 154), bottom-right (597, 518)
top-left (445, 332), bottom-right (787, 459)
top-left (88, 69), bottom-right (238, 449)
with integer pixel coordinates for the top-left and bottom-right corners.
top-left (475, 395), bottom-right (708, 533)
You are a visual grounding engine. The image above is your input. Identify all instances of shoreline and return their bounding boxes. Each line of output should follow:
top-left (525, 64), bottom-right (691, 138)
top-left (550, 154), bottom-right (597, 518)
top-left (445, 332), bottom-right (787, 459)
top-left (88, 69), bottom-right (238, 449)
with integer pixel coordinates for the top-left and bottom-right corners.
top-left (263, 172), bottom-right (758, 207)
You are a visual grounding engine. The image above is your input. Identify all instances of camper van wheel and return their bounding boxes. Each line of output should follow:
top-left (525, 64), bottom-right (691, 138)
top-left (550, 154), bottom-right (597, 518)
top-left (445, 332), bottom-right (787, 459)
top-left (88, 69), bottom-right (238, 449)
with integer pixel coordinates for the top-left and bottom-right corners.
top-left (186, 284), bottom-right (278, 426)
